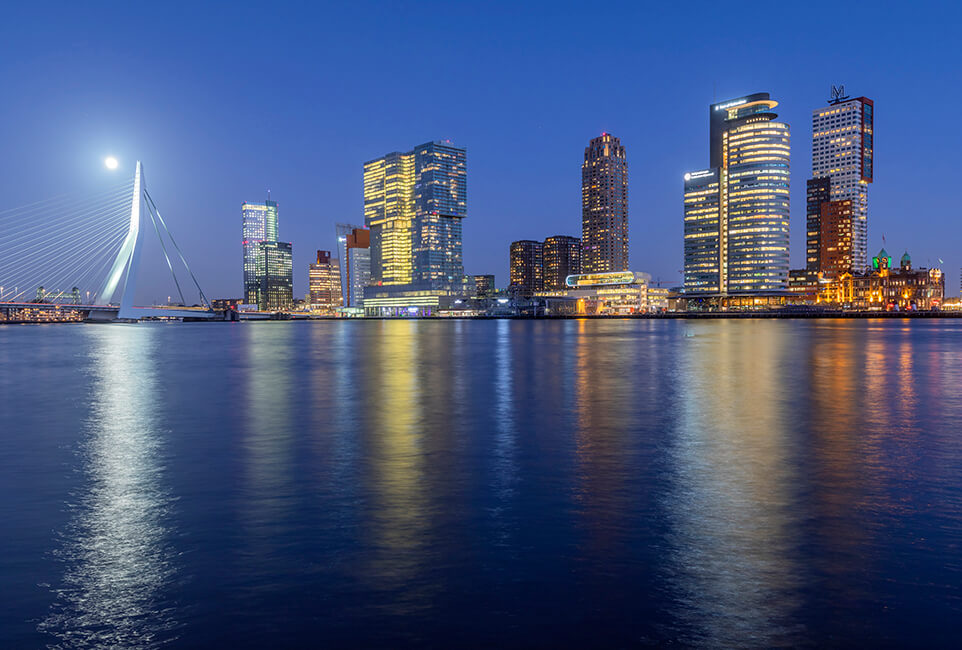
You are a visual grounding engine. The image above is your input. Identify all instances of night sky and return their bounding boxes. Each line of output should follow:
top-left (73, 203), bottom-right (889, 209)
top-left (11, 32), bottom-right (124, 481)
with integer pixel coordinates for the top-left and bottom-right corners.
top-left (3, 1), bottom-right (960, 301)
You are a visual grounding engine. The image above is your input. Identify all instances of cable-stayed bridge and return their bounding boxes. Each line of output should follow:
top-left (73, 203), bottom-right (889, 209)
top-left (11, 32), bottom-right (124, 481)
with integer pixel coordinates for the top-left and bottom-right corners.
top-left (0, 162), bottom-right (216, 323)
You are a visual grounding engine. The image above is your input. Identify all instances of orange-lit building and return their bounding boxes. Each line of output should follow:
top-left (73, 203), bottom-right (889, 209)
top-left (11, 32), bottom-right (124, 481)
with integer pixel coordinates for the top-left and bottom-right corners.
top-left (823, 249), bottom-right (944, 310)
top-left (819, 199), bottom-right (854, 278)
top-left (308, 250), bottom-right (342, 314)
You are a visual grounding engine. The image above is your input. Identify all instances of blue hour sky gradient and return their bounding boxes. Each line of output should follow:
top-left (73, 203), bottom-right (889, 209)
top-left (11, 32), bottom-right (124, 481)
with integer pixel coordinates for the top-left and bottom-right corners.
top-left (2, 0), bottom-right (960, 300)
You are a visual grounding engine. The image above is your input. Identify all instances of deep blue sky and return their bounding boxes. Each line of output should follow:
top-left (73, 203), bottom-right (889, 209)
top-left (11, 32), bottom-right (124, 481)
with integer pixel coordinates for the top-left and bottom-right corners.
top-left (2, 1), bottom-right (960, 300)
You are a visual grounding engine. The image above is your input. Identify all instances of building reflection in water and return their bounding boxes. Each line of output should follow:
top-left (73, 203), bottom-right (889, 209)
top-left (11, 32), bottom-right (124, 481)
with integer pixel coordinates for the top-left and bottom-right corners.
top-left (357, 320), bottom-right (430, 613)
top-left (572, 320), bottom-right (637, 558)
top-left (307, 321), bottom-right (359, 503)
top-left (240, 324), bottom-right (297, 574)
top-left (664, 321), bottom-right (802, 647)
top-left (805, 321), bottom-right (876, 604)
top-left (40, 325), bottom-right (178, 648)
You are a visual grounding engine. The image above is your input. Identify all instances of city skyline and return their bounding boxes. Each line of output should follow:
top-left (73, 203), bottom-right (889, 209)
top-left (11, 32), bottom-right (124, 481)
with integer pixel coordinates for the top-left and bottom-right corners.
top-left (2, 3), bottom-right (960, 300)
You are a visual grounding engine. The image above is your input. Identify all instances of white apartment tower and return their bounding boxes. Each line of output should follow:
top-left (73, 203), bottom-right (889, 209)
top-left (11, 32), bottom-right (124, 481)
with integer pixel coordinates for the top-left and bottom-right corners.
top-left (811, 89), bottom-right (874, 270)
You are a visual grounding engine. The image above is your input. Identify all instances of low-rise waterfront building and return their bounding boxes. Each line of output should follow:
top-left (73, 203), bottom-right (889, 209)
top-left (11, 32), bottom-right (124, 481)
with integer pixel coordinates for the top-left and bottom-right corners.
top-left (542, 271), bottom-right (656, 315)
top-left (824, 249), bottom-right (944, 310)
top-left (362, 282), bottom-right (464, 317)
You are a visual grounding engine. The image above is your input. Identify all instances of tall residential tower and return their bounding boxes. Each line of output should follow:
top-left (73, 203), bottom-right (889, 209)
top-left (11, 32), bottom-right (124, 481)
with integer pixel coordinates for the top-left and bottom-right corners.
top-left (509, 240), bottom-right (543, 296)
top-left (582, 133), bottom-right (628, 274)
top-left (808, 91), bottom-right (873, 273)
top-left (543, 235), bottom-right (581, 290)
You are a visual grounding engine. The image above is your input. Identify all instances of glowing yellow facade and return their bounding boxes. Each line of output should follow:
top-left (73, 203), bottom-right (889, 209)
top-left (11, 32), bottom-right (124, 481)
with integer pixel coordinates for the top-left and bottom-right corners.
top-left (364, 152), bottom-right (414, 285)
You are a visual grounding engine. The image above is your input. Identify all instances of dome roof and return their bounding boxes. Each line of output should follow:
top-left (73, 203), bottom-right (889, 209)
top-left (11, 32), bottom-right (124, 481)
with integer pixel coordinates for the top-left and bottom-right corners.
top-left (901, 251), bottom-right (912, 264)
top-left (878, 247), bottom-right (890, 259)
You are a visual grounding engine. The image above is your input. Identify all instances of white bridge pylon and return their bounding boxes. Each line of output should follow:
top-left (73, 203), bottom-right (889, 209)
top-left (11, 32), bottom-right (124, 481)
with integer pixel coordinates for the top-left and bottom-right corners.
top-left (96, 161), bottom-right (213, 321)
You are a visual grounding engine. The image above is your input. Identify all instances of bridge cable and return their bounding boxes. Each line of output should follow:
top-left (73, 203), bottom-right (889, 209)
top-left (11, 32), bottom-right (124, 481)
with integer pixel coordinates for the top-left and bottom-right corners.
top-left (144, 197), bottom-right (187, 306)
top-left (144, 189), bottom-right (210, 308)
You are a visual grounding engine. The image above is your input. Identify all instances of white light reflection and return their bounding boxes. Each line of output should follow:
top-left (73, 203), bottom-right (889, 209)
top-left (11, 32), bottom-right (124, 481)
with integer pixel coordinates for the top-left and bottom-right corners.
top-left (664, 321), bottom-right (803, 647)
top-left (40, 325), bottom-right (178, 648)
top-left (493, 319), bottom-right (518, 503)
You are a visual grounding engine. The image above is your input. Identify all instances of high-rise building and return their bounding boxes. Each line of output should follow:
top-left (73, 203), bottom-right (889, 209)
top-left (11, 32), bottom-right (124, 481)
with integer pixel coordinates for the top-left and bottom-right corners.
top-left (364, 141), bottom-right (467, 289)
top-left (682, 169), bottom-right (722, 293)
top-left (335, 223), bottom-right (366, 299)
top-left (510, 240), bottom-right (543, 296)
top-left (258, 241), bottom-right (293, 311)
top-left (242, 198), bottom-right (278, 304)
top-left (344, 228), bottom-right (371, 308)
top-left (805, 177), bottom-right (831, 272)
top-left (684, 93), bottom-right (791, 296)
top-left (582, 133), bottom-right (628, 274)
top-left (412, 141), bottom-right (467, 285)
top-left (308, 250), bottom-right (341, 313)
top-left (364, 153), bottom-right (414, 285)
top-left (811, 92), bottom-right (873, 270)
top-left (543, 235), bottom-right (581, 290)
top-left (473, 274), bottom-right (495, 298)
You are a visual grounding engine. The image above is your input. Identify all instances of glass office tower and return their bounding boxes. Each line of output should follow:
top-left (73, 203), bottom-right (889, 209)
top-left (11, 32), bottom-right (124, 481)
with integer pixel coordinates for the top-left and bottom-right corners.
top-left (257, 241), bottom-right (293, 311)
top-left (412, 141), bottom-right (468, 285)
top-left (336, 222), bottom-right (366, 300)
top-left (242, 198), bottom-right (278, 304)
top-left (683, 169), bottom-right (722, 293)
top-left (684, 93), bottom-right (791, 295)
top-left (344, 228), bottom-right (371, 308)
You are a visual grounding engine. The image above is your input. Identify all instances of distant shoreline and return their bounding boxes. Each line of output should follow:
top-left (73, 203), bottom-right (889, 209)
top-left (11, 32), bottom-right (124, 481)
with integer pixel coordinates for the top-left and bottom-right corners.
top-left (4, 311), bottom-right (962, 325)
top-left (306, 311), bottom-right (962, 321)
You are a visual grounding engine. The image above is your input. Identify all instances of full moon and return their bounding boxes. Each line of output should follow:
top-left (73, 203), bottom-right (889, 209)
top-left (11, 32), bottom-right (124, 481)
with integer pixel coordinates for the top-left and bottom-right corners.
top-left (104, 156), bottom-right (118, 170)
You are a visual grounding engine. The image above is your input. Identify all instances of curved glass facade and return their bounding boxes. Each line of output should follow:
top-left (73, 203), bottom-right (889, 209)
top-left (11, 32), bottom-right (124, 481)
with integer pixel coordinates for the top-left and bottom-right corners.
top-left (723, 119), bottom-right (791, 293)
top-left (683, 94), bottom-right (791, 296)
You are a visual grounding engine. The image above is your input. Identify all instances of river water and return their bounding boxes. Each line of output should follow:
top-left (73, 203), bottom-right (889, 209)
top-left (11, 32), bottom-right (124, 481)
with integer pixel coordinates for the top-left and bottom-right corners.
top-left (2, 319), bottom-right (961, 647)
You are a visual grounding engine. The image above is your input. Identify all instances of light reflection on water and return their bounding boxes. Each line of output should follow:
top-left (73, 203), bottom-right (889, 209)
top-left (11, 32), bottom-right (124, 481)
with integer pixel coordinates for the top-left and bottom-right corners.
top-left (39, 325), bottom-right (178, 648)
top-left (357, 321), bottom-right (432, 613)
top-left (666, 321), bottom-right (804, 647)
top-left (2, 318), bottom-right (959, 647)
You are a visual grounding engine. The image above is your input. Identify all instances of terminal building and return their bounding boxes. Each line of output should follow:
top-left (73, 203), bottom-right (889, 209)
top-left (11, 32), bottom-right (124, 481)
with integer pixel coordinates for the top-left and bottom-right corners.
top-left (537, 271), bottom-right (661, 315)
top-left (824, 249), bottom-right (944, 311)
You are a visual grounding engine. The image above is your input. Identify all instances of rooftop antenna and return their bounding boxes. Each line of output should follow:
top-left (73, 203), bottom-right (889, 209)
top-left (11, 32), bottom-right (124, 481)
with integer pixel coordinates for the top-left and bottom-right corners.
top-left (829, 84), bottom-right (850, 105)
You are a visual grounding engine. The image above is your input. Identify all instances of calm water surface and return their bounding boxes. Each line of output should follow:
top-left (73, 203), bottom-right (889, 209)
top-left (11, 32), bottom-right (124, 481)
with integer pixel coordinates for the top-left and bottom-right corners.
top-left (2, 319), bottom-right (962, 648)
